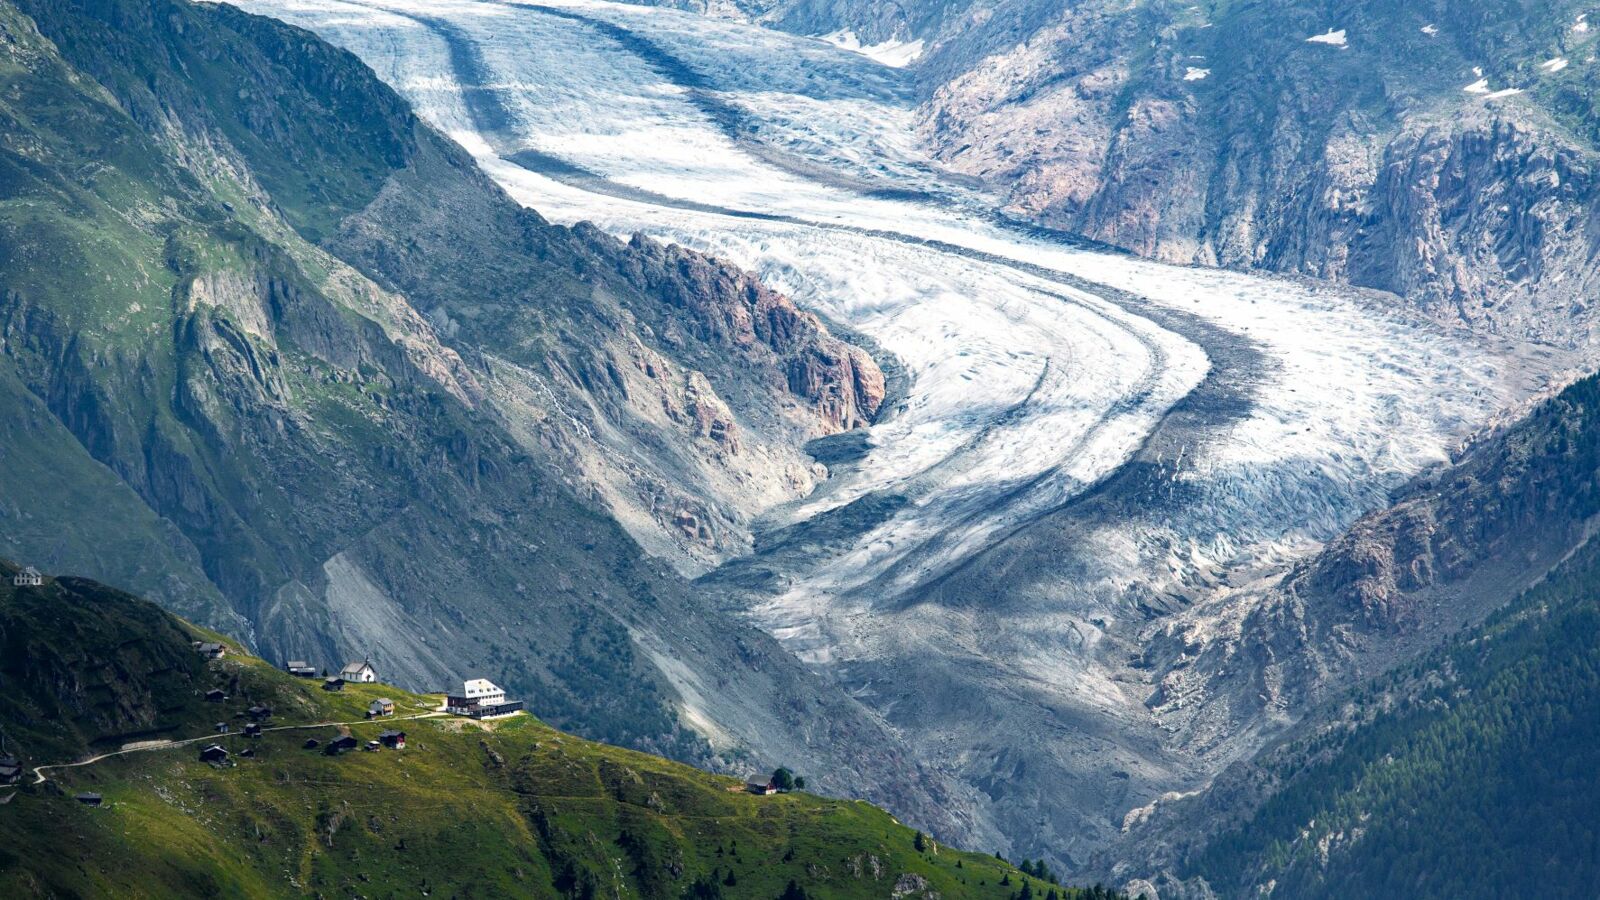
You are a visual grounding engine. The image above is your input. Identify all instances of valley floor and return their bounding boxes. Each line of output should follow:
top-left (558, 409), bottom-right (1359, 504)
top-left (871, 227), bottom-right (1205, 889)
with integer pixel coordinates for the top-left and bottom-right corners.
top-left (234, 0), bottom-right (1582, 869)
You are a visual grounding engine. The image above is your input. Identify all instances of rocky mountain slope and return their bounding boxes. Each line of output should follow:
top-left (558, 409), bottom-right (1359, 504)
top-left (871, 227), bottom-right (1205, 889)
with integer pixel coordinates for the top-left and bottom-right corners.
top-left (0, 0), bottom-right (940, 833)
top-left (1092, 373), bottom-right (1600, 896)
top-left (0, 565), bottom-right (1088, 900)
top-left (1138, 372), bottom-right (1600, 762)
top-left (669, 0), bottom-right (1600, 878)
top-left (913, 0), bottom-right (1600, 348)
top-left (1161, 531), bottom-right (1600, 899)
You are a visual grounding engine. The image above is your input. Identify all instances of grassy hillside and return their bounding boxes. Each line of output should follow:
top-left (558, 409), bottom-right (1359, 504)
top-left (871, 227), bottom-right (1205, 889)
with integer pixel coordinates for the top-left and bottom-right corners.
top-left (0, 561), bottom-right (214, 761)
top-left (0, 567), bottom-right (1112, 900)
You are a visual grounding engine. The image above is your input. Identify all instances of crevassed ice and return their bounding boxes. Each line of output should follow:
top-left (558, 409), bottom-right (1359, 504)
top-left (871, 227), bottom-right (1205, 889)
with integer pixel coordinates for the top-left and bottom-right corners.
top-left (238, 0), bottom-right (1561, 706)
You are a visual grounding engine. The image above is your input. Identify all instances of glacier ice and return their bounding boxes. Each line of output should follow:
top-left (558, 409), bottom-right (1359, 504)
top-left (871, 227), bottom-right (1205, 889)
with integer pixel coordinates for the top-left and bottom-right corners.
top-left (237, 0), bottom-right (1578, 860)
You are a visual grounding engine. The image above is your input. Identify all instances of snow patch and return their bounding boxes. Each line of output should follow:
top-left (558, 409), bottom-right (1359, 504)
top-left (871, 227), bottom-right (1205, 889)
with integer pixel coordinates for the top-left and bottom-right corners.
top-left (1542, 57), bottom-right (1570, 73)
top-left (1483, 87), bottom-right (1524, 99)
top-left (818, 29), bottom-right (924, 67)
top-left (1576, 14), bottom-right (1591, 34)
top-left (1183, 66), bottom-right (1211, 81)
top-left (1421, 24), bottom-right (1438, 36)
top-left (1306, 28), bottom-right (1347, 47)
top-left (1464, 78), bottom-right (1490, 93)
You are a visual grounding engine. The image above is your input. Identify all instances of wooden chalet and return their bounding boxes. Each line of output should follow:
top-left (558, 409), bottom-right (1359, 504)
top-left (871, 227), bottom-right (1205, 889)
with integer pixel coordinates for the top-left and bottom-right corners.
top-left (199, 744), bottom-right (229, 764)
top-left (193, 642), bottom-right (227, 660)
top-left (378, 729), bottom-right (406, 750)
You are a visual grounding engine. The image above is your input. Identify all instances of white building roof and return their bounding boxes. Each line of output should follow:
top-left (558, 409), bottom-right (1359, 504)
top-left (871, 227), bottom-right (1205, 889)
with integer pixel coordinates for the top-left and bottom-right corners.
top-left (461, 679), bottom-right (503, 698)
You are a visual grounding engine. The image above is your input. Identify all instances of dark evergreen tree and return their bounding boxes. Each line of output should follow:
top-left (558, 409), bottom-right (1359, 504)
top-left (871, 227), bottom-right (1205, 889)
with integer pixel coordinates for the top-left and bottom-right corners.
top-left (770, 767), bottom-right (796, 791)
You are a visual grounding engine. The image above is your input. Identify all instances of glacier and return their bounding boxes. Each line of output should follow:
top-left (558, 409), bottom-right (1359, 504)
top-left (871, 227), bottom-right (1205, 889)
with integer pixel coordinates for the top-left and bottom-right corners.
top-left (235, 0), bottom-right (1578, 865)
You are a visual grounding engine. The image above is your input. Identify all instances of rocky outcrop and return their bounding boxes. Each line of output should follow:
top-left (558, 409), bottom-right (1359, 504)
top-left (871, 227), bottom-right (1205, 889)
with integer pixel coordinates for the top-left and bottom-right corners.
top-left (613, 234), bottom-right (885, 433)
top-left (326, 123), bottom-right (883, 571)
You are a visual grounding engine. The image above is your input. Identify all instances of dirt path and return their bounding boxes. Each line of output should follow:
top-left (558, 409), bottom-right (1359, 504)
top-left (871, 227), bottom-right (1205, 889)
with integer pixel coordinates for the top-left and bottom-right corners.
top-left (29, 711), bottom-right (448, 786)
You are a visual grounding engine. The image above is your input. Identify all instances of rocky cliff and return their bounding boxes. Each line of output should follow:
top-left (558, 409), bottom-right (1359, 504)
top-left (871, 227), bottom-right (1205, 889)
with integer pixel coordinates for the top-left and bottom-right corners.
top-left (324, 123), bottom-right (883, 571)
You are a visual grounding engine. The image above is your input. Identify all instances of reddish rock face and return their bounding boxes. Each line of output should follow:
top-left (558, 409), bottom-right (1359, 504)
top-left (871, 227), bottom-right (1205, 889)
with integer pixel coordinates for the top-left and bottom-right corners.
top-left (786, 343), bottom-right (886, 434)
top-left (619, 235), bottom-right (886, 434)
